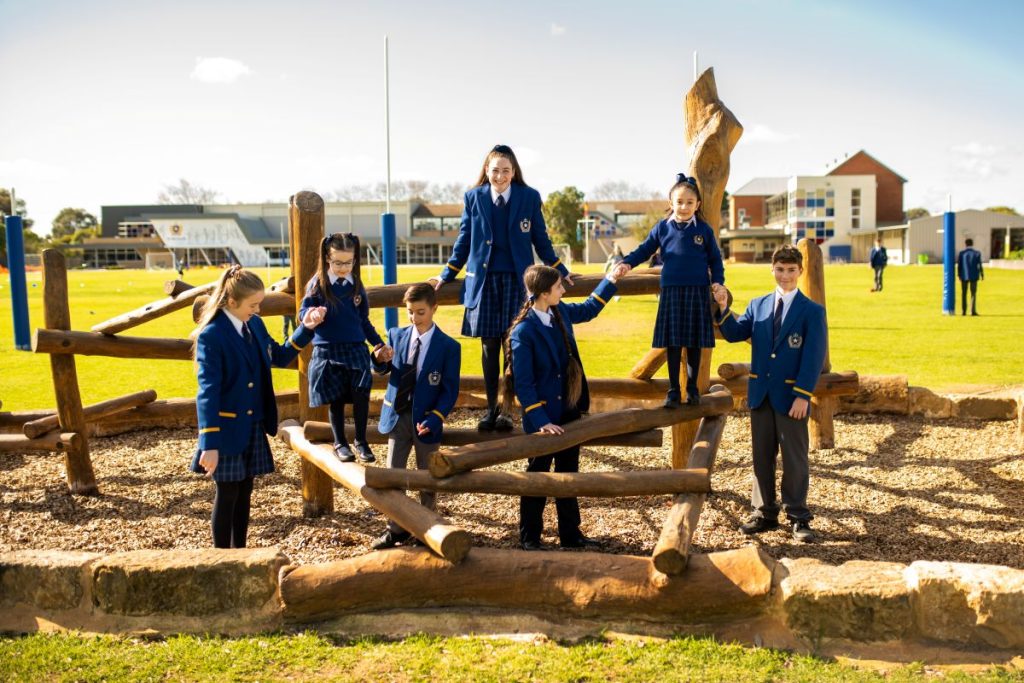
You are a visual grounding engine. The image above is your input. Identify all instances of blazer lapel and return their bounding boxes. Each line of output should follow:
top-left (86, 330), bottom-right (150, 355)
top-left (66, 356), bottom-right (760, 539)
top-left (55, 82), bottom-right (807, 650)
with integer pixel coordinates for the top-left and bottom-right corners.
top-left (219, 313), bottom-right (255, 371)
top-left (395, 326), bottom-right (411, 375)
top-left (419, 326), bottom-right (445, 380)
top-left (477, 185), bottom-right (494, 241)
top-left (506, 184), bottom-right (525, 235)
top-left (526, 310), bottom-right (561, 363)
top-left (773, 291), bottom-right (806, 351)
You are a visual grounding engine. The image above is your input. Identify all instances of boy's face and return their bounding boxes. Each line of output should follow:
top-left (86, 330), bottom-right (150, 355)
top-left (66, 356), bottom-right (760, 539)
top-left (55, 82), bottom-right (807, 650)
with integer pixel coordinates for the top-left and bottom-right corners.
top-left (405, 300), bottom-right (437, 331)
top-left (771, 261), bottom-right (802, 292)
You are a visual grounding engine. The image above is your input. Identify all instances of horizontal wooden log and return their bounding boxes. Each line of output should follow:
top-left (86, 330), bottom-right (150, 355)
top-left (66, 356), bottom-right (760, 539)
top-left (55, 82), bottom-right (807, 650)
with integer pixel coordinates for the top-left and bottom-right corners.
top-left (34, 329), bottom-right (193, 360)
top-left (0, 431), bottom-right (82, 453)
top-left (268, 275), bottom-right (295, 293)
top-left (23, 389), bottom-right (157, 439)
top-left (430, 389), bottom-right (734, 478)
top-left (278, 421), bottom-right (470, 563)
top-left (364, 466), bottom-right (709, 497)
top-left (717, 362), bottom-right (750, 380)
top-left (92, 280), bottom-right (219, 335)
top-left (652, 414), bottom-right (729, 576)
top-left (302, 420), bottom-right (663, 449)
top-left (279, 545), bottom-right (774, 623)
top-left (162, 279), bottom-right (195, 297)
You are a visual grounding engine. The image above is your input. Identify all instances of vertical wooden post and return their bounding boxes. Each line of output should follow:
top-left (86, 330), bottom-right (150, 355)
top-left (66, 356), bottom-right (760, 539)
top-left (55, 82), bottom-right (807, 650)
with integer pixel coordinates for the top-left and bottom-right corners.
top-left (670, 348), bottom-right (713, 469)
top-left (1016, 390), bottom-right (1023, 449)
top-left (797, 238), bottom-right (834, 450)
top-left (41, 249), bottom-right (97, 495)
top-left (291, 192), bottom-right (334, 517)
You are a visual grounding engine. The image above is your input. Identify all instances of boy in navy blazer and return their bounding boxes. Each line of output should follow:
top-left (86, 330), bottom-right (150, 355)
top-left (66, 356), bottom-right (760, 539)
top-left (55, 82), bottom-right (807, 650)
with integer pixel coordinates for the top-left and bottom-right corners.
top-left (956, 237), bottom-right (984, 316)
top-left (371, 283), bottom-right (461, 550)
top-left (713, 245), bottom-right (827, 543)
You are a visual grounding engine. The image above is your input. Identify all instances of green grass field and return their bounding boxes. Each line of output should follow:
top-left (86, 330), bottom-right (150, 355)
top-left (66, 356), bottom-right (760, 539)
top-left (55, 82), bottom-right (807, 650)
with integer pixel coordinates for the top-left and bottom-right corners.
top-left (1, 262), bottom-right (1022, 411)
top-left (2, 632), bottom-right (1021, 682)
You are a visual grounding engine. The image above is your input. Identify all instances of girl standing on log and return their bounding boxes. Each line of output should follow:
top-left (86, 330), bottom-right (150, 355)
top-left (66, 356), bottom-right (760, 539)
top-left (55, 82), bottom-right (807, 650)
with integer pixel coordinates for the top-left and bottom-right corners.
top-left (502, 265), bottom-right (619, 551)
top-left (615, 174), bottom-right (725, 407)
top-left (300, 232), bottom-right (393, 463)
top-left (432, 144), bottom-right (573, 432)
top-left (191, 266), bottom-right (326, 549)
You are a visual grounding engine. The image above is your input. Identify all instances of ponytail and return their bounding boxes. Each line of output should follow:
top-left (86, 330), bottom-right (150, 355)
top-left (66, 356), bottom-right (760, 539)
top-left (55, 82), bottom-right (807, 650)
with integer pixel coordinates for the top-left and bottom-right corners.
top-left (550, 306), bottom-right (583, 409)
top-left (500, 299), bottom-right (533, 415)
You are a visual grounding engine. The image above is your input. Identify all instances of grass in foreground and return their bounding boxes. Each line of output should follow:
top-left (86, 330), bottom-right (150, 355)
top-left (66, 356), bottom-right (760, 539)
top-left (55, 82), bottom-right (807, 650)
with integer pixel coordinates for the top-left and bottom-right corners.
top-left (1, 263), bottom-right (1022, 411)
top-left (1, 632), bottom-right (1022, 682)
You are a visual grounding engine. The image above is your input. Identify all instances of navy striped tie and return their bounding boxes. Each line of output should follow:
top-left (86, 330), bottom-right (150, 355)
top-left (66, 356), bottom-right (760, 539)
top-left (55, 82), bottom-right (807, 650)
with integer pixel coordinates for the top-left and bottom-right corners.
top-left (773, 297), bottom-right (784, 342)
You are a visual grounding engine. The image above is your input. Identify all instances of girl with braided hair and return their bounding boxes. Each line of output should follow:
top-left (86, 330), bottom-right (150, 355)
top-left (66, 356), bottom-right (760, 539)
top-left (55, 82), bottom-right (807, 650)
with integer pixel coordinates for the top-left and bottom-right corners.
top-left (502, 265), bottom-right (620, 551)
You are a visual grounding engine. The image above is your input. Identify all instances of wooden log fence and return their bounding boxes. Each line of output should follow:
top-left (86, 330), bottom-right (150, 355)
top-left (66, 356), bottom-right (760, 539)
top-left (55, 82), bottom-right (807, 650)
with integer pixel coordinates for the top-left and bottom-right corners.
top-left (22, 390), bottom-right (157, 439)
top-left (0, 431), bottom-right (83, 454)
top-left (162, 279), bottom-right (195, 297)
top-left (278, 420), bottom-right (470, 563)
top-left (92, 280), bottom-right (219, 336)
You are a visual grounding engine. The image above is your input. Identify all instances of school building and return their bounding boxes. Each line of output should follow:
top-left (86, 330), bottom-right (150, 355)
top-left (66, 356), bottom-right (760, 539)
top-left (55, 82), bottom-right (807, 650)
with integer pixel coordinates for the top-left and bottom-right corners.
top-left (722, 150), bottom-right (906, 263)
top-left (868, 210), bottom-right (1024, 266)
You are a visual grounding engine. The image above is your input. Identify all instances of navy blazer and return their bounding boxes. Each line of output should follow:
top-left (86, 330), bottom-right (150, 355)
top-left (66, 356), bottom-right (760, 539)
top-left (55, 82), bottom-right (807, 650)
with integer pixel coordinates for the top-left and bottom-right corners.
top-left (377, 324), bottom-right (461, 444)
top-left (196, 312), bottom-right (313, 453)
top-left (510, 278), bottom-right (618, 433)
top-left (956, 248), bottom-right (984, 282)
top-left (716, 290), bottom-right (827, 415)
top-left (869, 246), bottom-right (888, 268)
top-left (438, 184), bottom-right (570, 309)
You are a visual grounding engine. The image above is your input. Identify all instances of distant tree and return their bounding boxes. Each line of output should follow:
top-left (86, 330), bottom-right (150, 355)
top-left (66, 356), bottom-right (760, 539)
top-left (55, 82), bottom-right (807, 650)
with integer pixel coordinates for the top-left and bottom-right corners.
top-left (630, 206), bottom-right (668, 243)
top-left (589, 180), bottom-right (661, 201)
top-left (51, 208), bottom-right (98, 239)
top-left (905, 207), bottom-right (931, 220)
top-left (425, 182), bottom-right (468, 204)
top-left (158, 178), bottom-right (219, 204)
top-left (0, 189), bottom-right (41, 264)
top-left (985, 206), bottom-right (1019, 216)
top-left (542, 186), bottom-right (585, 254)
top-left (329, 180), bottom-right (469, 204)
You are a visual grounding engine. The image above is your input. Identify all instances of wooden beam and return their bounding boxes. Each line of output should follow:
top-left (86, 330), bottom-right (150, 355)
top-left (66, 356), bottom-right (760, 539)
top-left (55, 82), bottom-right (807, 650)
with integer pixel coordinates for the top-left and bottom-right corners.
top-left (0, 431), bottom-right (83, 453)
top-left (162, 279), bottom-right (195, 297)
top-left (302, 420), bottom-right (663, 449)
top-left (279, 421), bottom-right (470, 562)
top-left (92, 280), bottom-right (218, 336)
top-left (429, 389), bottom-right (734, 478)
top-left (34, 329), bottom-right (193, 361)
top-left (41, 250), bottom-right (97, 495)
top-left (22, 390), bottom-right (157, 439)
top-left (278, 545), bottom-right (774, 623)
top-left (717, 362), bottom-right (750, 380)
top-left (629, 348), bottom-right (667, 381)
top-left (652, 414), bottom-right (728, 575)
top-left (797, 238), bottom-right (834, 450)
top-left (364, 466), bottom-right (709, 498)
top-left (268, 275), bottom-right (295, 293)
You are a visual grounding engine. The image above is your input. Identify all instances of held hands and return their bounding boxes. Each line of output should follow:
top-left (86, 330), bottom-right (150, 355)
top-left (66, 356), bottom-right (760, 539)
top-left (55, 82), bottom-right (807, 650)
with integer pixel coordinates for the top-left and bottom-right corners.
top-left (198, 449), bottom-right (219, 477)
top-left (372, 344), bottom-right (394, 363)
top-left (538, 423), bottom-right (565, 435)
top-left (712, 284), bottom-right (730, 310)
top-left (612, 263), bottom-right (632, 280)
top-left (606, 267), bottom-right (621, 284)
top-left (789, 397), bottom-right (810, 420)
top-left (301, 306), bottom-right (328, 329)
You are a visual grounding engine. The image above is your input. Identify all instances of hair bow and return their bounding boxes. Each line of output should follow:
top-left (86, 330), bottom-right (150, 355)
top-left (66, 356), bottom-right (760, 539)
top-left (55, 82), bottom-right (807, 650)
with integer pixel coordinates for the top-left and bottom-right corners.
top-left (676, 173), bottom-right (697, 185)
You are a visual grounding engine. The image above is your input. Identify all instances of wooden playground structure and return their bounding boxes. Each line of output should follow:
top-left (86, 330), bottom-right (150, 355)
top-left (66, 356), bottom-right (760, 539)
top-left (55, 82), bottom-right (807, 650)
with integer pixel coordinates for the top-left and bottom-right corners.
top-left (3, 69), bottom-right (863, 618)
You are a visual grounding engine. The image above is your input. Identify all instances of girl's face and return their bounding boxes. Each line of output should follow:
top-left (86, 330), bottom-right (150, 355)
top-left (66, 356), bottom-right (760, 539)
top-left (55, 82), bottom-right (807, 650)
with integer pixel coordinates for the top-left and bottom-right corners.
top-left (226, 290), bottom-right (265, 323)
top-left (670, 187), bottom-right (701, 223)
top-left (487, 156), bottom-right (515, 193)
top-left (537, 278), bottom-right (566, 307)
top-left (328, 248), bottom-right (355, 279)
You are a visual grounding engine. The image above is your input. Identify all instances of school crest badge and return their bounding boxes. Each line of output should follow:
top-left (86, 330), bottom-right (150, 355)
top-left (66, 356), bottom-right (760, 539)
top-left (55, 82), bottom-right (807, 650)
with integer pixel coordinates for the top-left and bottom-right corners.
top-left (787, 333), bottom-right (803, 349)
top-left (353, 294), bottom-right (362, 306)
top-left (428, 371), bottom-right (441, 386)
top-left (519, 218), bottom-right (531, 233)
top-left (693, 234), bottom-right (704, 245)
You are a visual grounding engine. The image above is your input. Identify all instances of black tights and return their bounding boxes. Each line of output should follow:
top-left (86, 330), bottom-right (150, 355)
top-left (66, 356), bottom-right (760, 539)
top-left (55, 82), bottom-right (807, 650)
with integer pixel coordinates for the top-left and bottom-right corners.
top-left (667, 346), bottom-right (701, 394)
top-left (329, 394), bottom-right (369, 447)
top-left (481, 337), bottom-right (506, 414)
top-left (212, 477), bottom-right (254, 548)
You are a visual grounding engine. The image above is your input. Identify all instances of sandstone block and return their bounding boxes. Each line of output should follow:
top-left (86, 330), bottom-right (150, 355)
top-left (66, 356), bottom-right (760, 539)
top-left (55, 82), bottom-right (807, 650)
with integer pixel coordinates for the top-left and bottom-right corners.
top-left (951, 396), bottom-right (1017, 421)
top-left (908, 386), bottom-right (953, 418)
top-left (777, 558), bottom-right (913, 641)
top-left (92, 548), bottom-right (288, 617)
top-left (0, 550), bottom-right (98, 611)
top-left (907, 561), bottom-right (1024, 649)
top-left (838, 375), bottom-right (909, 415)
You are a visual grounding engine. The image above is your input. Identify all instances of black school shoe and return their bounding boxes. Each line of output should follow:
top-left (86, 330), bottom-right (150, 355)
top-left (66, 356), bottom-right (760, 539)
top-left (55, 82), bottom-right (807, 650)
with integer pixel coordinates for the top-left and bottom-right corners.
top-left (739, 517), bottom-right (780, 535)
top-left (371, 529), bottom-right (410, 550)
top-left (334, 444), bottom-right (355, 462)
top-left (685, 387), bottom-right (701, 406)
top-left (353, 441), bottom-right (375, 464)
top-left (663, 389), bottom-right (682, 409)
top-left (478, 409), bottom-right (498, 431)
top-left (493, 413), bottom-right (515, 432)
top-left (561, 535), bottom-right (601, 549)
top-left (520, 540), bottom-right (547, 551)
top-left (792, 520), bottom-right (817, 543)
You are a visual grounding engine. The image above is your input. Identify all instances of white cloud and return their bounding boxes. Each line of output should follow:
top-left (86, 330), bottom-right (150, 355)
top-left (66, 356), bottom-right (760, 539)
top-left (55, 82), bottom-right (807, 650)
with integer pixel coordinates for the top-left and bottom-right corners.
top-left (951, 141), bottom-right (1004, 180)
top-left (741, 124), bottom-right (798, 144)
top-left (550, 23), bottom-right (566, 37)
top-left (190, 57), bottom-right (252, 84)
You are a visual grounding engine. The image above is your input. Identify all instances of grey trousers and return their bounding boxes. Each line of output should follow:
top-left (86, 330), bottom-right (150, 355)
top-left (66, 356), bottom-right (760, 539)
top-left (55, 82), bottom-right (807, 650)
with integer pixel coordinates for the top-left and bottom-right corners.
top-left (750, 402), bottom-right (812, 522)
top-left (385, 409), bottom-right (439, 533)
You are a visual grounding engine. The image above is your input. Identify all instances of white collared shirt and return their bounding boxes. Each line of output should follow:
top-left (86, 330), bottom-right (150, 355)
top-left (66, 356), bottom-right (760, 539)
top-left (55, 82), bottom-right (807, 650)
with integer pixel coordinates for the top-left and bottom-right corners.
top-left (773, 286), bottom-right (799, 323)
top-left (671, 215), bottom-right (697, 229)
top-left (223, 309), bottom-right (247, 338)
top-left (328, 272), bottom-right (355, 286)
top-left (490, 185), bottom-right (511, 206)
top-left (407, 324), bottom-right (435, 376)
top-left (533, 307), bottom-right (553, 327)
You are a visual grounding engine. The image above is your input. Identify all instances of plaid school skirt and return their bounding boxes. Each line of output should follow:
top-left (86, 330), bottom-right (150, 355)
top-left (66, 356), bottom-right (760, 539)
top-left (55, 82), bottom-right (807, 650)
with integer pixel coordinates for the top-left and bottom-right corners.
top-left (308, 342), bottom-right (373, 406)
top-left (190, 420), bottom-right (273, 483)
top-left (652, 285), bottom-right (716, 349)
top-left (462, 271), bottom-right (526, 339)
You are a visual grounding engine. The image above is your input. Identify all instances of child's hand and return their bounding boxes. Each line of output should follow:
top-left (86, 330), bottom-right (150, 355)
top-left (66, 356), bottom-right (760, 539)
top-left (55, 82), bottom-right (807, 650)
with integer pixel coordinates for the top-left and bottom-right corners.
top-left (563, 273), bottom-right (577, 287)
top-left (428, 277), bottom-right (444, 291)
top-left (538, 423), bottom-right (564, 435)
top-left (373, 345), bottom-right (394, 362)
top-left (789, 397), bottom-right (810, 420)
top-left (301, 306), bottom-right (327, 329)
top-left (198, 449), bottom-right (219, 476)
top-left (606, 267), bottom-right (621, 284)
top-left (416, 422), bottom-right (431, 436)
top-left (713, 286), bottom-right (730, 310)
top-left (613, 263), bottom-right (632, 279)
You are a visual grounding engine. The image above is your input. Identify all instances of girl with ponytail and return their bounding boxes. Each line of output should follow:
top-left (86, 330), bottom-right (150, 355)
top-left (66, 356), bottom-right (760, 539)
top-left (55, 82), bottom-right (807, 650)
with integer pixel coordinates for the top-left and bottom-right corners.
top-left (191, 265), bottom-right (326, 548)
top-left (503, 264), bottom-right (620, 551)
top-left (300, 232), bottom-right (393, 463)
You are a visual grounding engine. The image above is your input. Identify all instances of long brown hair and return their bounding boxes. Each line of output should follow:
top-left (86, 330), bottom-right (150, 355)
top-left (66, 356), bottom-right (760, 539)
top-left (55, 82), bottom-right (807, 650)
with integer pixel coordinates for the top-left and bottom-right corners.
top-left (192, 265), bottom-right (264, 358)
top-left (307, 232), bottom-right (363, 306)
top-left (501, 265), bottom-right (583, 415)
top-left (474, 144), bottom-right (527, 188)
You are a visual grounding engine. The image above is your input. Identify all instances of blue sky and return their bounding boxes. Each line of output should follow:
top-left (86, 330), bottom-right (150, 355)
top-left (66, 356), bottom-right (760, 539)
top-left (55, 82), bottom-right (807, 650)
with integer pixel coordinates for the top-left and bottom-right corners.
top-left (2, 0), bottom-right (1022, 234)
